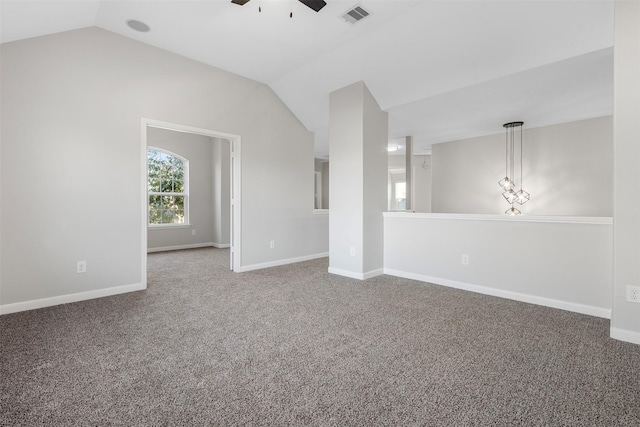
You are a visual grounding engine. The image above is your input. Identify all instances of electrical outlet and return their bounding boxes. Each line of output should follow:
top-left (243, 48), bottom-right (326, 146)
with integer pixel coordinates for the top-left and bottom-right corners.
top-left (627, 285), bottom-right (640, 303)
top-left (269, 240), bottom-right (275, 249)
top-left (461, 254), bottom-right (469, 266)
top-left (350, 247), bottom-right (356, 257)
top-left (191, 229), bottom-right (196, 236)
top-left (77, 261), bottom-right (86, 274)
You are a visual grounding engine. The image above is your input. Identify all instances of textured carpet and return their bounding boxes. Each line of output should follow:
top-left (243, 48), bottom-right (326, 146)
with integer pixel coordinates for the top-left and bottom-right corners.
top-left (1, 248), bottom-right (639, 426)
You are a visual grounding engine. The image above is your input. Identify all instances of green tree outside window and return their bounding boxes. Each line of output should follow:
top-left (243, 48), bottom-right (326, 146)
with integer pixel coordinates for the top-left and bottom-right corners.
top-left (148, 148), bottom-right (188, 225)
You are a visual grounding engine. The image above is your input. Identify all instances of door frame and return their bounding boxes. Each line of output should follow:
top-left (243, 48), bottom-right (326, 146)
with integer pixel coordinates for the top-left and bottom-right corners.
top-left (141, 118), bottom-right (241, 281)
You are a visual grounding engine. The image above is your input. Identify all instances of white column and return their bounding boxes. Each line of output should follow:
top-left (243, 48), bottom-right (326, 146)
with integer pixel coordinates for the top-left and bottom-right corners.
top-left (405, 135), bottom-right (413, 211)
top-left (328, 81), bottom-right (388, 279)
top-left (612, 0), bottom-right (640, 344)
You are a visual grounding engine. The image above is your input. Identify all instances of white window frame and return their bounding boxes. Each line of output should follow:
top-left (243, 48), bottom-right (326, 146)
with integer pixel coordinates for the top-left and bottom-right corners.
top-left (147, 146), bottom-right (190, 228)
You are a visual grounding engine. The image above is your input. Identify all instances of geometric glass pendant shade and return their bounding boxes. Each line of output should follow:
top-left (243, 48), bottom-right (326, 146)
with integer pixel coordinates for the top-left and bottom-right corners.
top-left (505, 206), bottom-right (521, 215)
top-left (515, 189), bottom-right (530, 205)
top-left (503, 189), bottom-right (518, 204)
top-left (499, 176), bottom-right (514, 191)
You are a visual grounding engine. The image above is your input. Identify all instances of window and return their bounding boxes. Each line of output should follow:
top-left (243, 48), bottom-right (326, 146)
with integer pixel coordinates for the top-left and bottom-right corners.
top-left (388, 168), bottom-right (407, 211)
top-left (147, 148), bottom-right (188, 226)
top-left (394, 181), bottom-right (407, 210)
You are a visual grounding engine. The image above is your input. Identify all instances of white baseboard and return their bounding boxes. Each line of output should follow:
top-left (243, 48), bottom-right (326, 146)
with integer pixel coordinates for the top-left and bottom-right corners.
top-left (384, 268), bottom-right (611, 319)
top-left (147, 242), bottom-right (219, 253)
top-left (212, 243), bottom-right (230, 249)
top-left (328, 267), bottom-right (384, 280)
top-left (236, 252), bottom-right (328, 273)
top-left (328, 267), bottom-right (365, 280)
top-left (0, 282), bottom-right (146, 315)
top-left (610, 327), bottom-right (640, 345)
top-left (364, 268), bottom-right (384, 279)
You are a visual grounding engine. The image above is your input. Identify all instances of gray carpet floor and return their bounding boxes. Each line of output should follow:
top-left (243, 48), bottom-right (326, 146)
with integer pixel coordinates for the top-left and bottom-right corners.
top-left (1, 247), bottom-right (639, 426)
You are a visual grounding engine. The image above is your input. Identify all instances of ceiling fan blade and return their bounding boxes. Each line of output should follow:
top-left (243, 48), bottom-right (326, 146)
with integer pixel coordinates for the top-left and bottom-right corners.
top-left (231, 0), bottom-right (251, 5)
top-left (298, 0), bottom-right (327, 12)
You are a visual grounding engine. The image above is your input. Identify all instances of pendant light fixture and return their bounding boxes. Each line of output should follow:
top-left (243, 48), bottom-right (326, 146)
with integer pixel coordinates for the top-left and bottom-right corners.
top-left (498, 121), bottom-right (529, 215)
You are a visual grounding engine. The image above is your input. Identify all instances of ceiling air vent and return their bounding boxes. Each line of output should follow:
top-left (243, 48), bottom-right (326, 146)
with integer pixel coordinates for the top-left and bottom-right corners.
top-left (342, 5), bottom-right (370, 24)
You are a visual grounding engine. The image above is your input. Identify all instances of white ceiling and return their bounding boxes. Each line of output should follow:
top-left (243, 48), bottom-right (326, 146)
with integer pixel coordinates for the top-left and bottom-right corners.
top-left (0, 0), bottom-right (614, 158)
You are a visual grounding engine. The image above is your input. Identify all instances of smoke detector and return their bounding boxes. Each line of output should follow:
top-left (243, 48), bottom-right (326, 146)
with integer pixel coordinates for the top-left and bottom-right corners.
top-left (342, 5), bottom-right (370, 24)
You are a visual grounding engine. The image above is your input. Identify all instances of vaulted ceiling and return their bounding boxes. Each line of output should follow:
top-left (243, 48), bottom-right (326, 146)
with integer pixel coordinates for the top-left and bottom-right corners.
top-left (0, 0), bottom-right (614, 157)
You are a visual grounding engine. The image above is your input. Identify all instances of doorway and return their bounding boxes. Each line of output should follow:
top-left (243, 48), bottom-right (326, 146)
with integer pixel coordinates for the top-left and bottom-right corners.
top-left (141, 118), bottom-right (241, 281)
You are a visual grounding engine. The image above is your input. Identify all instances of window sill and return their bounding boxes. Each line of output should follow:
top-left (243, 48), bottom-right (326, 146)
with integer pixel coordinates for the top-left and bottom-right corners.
top-left (148, 224), bottom-right (192, 230)
top-left (313, 209), bottom-right (329, 215)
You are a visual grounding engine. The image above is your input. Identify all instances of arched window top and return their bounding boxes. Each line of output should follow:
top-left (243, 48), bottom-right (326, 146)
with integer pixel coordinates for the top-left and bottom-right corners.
top-left (147, 147), bottom-right (189, 226)
top-left (148, 147), bottom-right (187, 165)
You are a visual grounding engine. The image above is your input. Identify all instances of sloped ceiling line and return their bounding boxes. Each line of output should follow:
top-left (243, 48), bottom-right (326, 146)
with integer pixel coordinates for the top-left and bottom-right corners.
top-left (0, 0), bottom-right (614, 157)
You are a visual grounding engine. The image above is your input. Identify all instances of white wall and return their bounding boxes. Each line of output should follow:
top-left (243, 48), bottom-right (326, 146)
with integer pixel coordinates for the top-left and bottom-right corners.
top-left (0, 27), bottom-right (328, 311)
top-left (387, 155), bottom-right (405, 169)
top-left (146, 127), bottom-right (215, 251)
top-left (431, 117), bottom-right (613, 216)
top-left (413, 155), bottom-right (432, 213)
top-left (612, 0), bottom-right (640, 344)
top-left (384, 213), bottom-right (613, 318)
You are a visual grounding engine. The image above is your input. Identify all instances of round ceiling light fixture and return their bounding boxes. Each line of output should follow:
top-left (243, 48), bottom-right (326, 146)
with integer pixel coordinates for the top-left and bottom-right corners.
top-left (126, 19), bottom-right (150, 32)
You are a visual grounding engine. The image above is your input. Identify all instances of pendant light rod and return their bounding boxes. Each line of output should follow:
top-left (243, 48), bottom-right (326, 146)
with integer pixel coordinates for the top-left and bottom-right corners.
top-left (505, 126), bottom-right (509, 180)
top-left (519, 124), bottom-right (523, 189)
top-left (510, 126), bottom-right (514, 190)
